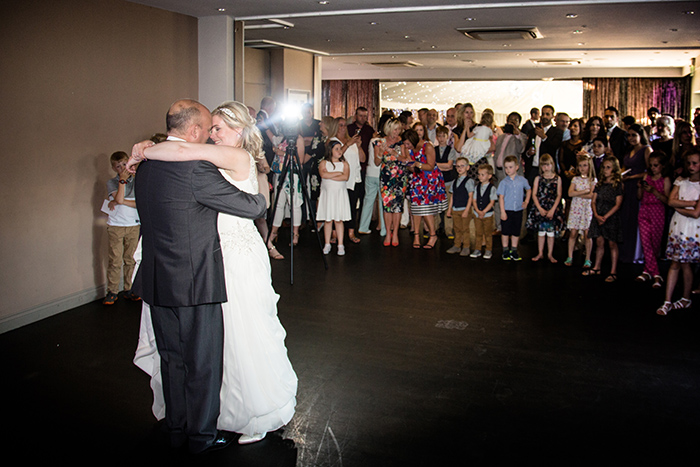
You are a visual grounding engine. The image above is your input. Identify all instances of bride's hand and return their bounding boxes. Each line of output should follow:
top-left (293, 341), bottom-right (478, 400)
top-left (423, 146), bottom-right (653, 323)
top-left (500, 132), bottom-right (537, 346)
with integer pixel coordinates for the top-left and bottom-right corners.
top-left (128, 140), bottom-right (155, 173)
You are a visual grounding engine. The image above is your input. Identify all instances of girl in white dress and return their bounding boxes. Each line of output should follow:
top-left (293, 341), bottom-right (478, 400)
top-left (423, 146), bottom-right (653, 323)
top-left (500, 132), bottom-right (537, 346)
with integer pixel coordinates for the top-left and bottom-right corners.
top-left (132, 101), bottom-right (297, 444)
top-left (657, 150), bottom-right (700, 315)
top-left (460, 112), bottom-right (494, 166)
top-left (316, 139), bottom-right (351, 255)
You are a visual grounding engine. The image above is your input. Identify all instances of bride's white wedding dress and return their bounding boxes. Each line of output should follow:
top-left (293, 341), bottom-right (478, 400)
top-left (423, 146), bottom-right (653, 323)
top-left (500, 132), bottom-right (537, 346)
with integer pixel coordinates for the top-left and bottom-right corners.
top-left (133, 154), bottom-right (297, 436)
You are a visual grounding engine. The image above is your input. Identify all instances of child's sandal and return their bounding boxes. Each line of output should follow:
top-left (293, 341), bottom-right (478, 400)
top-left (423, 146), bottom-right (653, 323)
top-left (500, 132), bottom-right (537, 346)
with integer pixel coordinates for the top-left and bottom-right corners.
top-left (604, 274), bottom-right (617, 283)
top-left (564, 257), bottom-right (572, 266)
top-left (656, 301), bottom-right (673, 316)
top-left (583, 259), bottom-right (592, 269)
top-left (582, 268), bottom-right (600, 276)
top-left (672, 298), bottom-right (692, 310)
top-left (652, 276), bottom-right (664, 289)
top-left (635, 272), bottom-right (652, 283)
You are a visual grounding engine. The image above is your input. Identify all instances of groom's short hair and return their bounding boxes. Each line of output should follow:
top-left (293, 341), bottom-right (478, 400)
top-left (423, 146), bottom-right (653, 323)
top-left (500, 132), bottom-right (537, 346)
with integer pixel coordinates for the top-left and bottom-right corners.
top-left (166, 99), bottom-right (204, 134)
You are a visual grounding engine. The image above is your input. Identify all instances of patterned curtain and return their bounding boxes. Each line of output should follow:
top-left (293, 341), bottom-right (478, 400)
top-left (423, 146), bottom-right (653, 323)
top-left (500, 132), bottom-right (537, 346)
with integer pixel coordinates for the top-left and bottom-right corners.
top-left (322, 79), bottom-right (380, 127)
top-left (583, 77), bottom-right (692, 123)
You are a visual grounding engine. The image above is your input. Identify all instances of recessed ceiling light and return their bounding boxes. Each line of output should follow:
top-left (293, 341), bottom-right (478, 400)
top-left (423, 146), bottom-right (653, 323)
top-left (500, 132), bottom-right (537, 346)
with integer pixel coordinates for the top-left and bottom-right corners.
top-left (431, 45), bottom-right (437, 49)
top-left (369, 21), bottom-right (378, 25)
top-left (683, 10), bottom-right (694, 15)
top-left (465, 17), bottom-right (475, 21)
top-left (218, 8), bottom-right (225, 12)
top-left (318, 1), bottom-right (329, 4)
top-left (573, 30), bottom-right (583, 34)
top-left (404, 35), bottom-right (410, 39)
top-left (566, 13), bottom-right (578, 18)
top-left (578, 42), bottom-right (586, 46)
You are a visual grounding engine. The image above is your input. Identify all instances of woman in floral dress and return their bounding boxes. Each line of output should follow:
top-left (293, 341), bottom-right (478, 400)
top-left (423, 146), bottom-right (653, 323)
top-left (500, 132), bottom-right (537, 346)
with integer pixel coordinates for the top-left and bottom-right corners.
top-left (375, 118), bottom-right (410, 246)
top-left (403, 128), bottom-right (447, 249)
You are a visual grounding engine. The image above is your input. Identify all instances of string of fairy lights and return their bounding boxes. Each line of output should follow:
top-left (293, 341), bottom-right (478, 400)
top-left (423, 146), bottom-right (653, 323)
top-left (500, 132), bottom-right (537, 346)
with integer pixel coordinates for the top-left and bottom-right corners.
top-left (380, 80), bottom-right (584, 123)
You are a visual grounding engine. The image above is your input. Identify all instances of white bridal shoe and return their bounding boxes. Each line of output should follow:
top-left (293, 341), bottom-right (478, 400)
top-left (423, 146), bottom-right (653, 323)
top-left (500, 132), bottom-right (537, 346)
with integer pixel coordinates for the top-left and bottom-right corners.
top-left (238, 432), bottom-right (267, 445)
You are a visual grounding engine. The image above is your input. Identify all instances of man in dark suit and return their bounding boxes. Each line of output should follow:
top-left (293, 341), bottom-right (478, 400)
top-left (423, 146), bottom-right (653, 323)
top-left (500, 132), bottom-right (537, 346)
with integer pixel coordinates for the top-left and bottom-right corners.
top-left (521, 107), bottom-right (540, 136)
top-left (132, 99), bottom-right (267, 454)
top-left (604, 106), bottom-right (628, 163)
top-left (523, 104), bottom-right (564, 186)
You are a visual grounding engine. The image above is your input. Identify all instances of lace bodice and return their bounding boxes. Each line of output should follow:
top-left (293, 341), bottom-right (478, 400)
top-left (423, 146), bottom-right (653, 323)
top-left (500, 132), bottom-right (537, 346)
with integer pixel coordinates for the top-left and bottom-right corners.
top-left (217, 154), bottom-right (262, 254)
top-left (219, 153), bottom-right (258, 195)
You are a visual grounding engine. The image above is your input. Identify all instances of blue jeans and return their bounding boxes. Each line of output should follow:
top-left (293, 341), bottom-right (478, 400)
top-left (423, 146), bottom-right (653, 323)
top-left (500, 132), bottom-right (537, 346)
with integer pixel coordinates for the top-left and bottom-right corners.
top-left (359, 175), bottom-right (386, 235)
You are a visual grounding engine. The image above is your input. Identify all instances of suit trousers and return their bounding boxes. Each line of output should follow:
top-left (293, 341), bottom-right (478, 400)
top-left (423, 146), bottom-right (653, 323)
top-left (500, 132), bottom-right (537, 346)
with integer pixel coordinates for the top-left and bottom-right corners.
top-left (150, 303), bottom-right (224, 454)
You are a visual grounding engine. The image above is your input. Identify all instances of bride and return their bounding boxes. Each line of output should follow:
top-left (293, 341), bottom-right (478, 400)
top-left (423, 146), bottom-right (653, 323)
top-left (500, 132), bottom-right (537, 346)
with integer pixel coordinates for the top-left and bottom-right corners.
top-left (132, 101), bottom-right (297, 444)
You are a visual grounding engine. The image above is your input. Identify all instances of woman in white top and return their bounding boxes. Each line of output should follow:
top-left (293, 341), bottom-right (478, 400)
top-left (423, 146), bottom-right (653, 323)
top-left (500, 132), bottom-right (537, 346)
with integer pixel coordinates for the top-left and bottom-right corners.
top-left (337, 116), bottom-right (365, 243)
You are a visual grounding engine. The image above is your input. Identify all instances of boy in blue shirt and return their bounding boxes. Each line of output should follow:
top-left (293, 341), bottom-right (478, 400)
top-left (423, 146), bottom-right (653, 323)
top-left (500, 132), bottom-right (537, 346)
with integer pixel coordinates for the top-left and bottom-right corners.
top-left (496, 156), bottom-right (531, 261)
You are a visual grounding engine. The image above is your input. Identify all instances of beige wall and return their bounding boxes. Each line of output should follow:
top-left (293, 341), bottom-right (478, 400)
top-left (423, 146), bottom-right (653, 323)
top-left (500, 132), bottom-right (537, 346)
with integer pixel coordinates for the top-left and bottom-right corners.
top-left (270, 49), bottom-right (315, 111)
top-left (245, 47), bottom-right (271, 113)
top-left (0, 0), bottom-right (198, 332)
top-left (246, 47), bottom-right (316, 116)
top-left (284, 49), bottom-right (315, 97)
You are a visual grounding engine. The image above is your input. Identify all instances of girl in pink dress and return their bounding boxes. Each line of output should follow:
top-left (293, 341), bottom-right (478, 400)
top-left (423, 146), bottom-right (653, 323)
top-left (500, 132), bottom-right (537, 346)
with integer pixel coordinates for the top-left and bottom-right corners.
top-left (636, 152), bottom-right (671, 288)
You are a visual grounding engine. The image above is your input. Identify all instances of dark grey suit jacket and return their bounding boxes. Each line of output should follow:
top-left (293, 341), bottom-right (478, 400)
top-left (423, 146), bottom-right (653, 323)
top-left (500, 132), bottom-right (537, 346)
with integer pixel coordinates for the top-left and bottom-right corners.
top-left (133, 160), bottom-right (267, 307)
top-left (523, 125), bottom-right (564, 174)
top-left (608, 126), bottom-right (628, 163)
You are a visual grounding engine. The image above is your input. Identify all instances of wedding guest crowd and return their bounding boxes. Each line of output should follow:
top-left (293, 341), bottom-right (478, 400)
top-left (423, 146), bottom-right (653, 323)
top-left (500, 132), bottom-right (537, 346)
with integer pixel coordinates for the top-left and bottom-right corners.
top-left (252, 96), bottom-right (700, 315)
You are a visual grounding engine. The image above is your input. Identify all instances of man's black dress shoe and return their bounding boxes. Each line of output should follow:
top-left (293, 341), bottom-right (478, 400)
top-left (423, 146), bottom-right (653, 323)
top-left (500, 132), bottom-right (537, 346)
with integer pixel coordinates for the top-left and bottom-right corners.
top-left (199, 431), bottom-right (234, 454)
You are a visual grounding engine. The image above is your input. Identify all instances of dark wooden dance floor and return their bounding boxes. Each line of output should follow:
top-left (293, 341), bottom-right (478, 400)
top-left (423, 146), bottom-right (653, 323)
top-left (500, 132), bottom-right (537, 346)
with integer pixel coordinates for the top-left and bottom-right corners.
top-left (3, 227), bottom-right (700, 466)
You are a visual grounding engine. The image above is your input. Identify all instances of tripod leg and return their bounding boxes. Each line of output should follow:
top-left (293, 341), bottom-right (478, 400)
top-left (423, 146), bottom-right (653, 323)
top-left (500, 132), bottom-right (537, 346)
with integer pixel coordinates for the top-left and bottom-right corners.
top-left (266, 155), bottom-right (292, 246)
top-left (291, 154), bottom-right (328, 269)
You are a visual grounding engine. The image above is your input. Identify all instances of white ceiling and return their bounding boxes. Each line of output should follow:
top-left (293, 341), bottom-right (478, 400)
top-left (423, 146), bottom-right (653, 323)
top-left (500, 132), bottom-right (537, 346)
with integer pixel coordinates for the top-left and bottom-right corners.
top-left (129, 0), bottom-right (700, 80)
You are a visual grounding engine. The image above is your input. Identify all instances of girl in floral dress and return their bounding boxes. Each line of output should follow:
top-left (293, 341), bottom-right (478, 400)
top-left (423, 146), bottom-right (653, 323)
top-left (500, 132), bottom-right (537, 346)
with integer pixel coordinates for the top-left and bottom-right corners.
top-left (565, 154), bottom-right (596, 268)
top-left (526, 154), bottom-right (565, 263)
top-left (657, 150), bottom-right (700, 315)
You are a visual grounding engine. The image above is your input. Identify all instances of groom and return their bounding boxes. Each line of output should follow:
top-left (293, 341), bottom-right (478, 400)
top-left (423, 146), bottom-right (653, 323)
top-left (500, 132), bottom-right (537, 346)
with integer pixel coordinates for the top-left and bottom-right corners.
top-left (132, 99), bottom-right (267, 454)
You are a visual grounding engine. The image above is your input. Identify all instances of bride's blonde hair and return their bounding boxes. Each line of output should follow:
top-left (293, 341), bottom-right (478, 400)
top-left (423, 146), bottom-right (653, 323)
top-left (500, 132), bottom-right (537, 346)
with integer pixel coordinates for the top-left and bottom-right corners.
top-left (212, 101), bottom-right (264, 160)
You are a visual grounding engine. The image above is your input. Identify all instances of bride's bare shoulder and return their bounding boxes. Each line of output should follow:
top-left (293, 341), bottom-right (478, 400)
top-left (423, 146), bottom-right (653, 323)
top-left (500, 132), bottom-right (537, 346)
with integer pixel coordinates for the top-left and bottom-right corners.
top-left (223, 147), bottom-right (252, 181)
